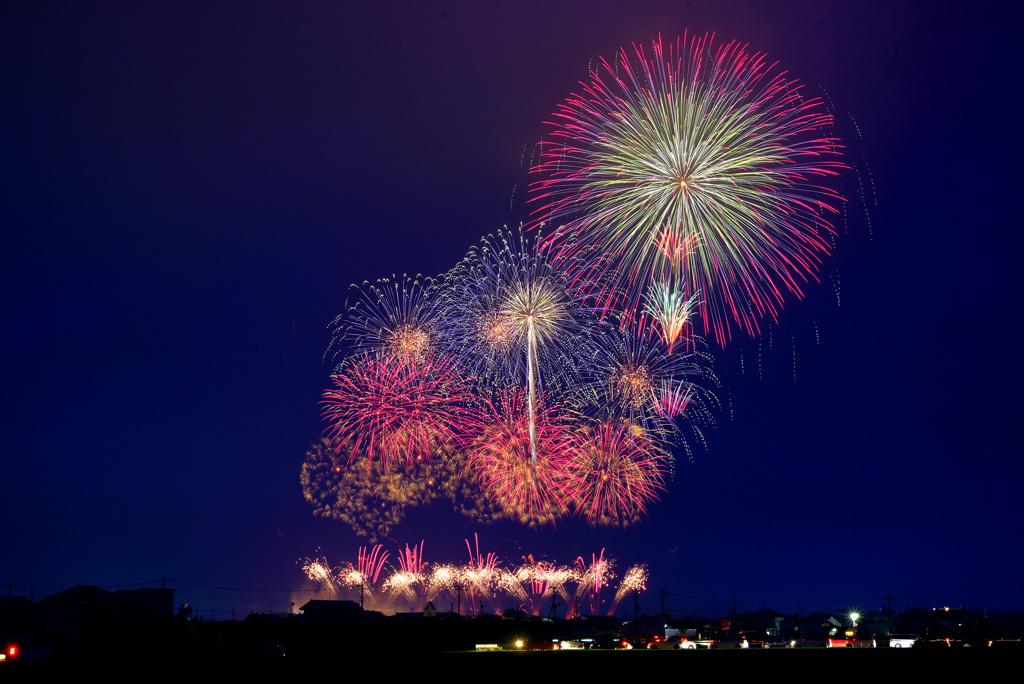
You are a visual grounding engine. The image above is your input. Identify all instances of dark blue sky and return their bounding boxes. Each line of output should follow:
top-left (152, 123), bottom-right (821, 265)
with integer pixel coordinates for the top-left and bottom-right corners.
top-left (3, 0), bottom-right (1021, 619)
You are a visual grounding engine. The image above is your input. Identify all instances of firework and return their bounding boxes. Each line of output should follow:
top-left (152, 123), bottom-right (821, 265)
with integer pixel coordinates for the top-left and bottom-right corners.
top-left (301, 437), bottom-right (467, 541)
top-left (301, 542), bottom-right (650, 618)
top-left (396, 540), bottom-right (426, 575)
top-left (425, 563), bottom-right (460, 603)
top-left (301, 436), bottom-right (509, 539)
top-left (434, 258), bottom-right (516, 386)
top-left (516, 555), bottom-right (577, 616)
top-left (657, 379), bottom-right (692, 420)
top-left (300, 438), bottom-right (410, 541)
top-left (434, 453), bottom-right (507, 525)
top-left (327, 274), bottom-right (439, 369)
top-left (302, 545), bottom-right (389, 607)
top-left (344, 544), bottom-right (391, 602)
top-left (457, 536), bottom-right (526, 614)
top-left (609, 564), bottom-right (648, 615)
top-left (302, 556), bottom-right (343, 599)
top-left (531, 34), bottom-right (844, 345)
top-left (437, 229), bottom-right (591, 385)
top-left (436, 228), bottom-right (596, 468)
top-left (464, 390), bottom-right (575, 525)
top-left (321, 352), bottom-right (480, 470)
top-left (566, 419), bottom-right (669, 526)
top-left (575, 323), bottom-right (704, 442)
top-left (355, 544), bottom-right (390, 587)
top-left (644, 277), bottom-right (699, 352)
top-left (574, 550), bottom-right (614, 616)
top-left (382, 570), bottom-right (420, 602)
top-left (384, 540), bottom-right (426, 602)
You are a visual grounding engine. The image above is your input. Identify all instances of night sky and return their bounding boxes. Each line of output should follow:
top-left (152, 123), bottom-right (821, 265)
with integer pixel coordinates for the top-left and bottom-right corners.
top-left (3, 1), bottom-right (1021, 619)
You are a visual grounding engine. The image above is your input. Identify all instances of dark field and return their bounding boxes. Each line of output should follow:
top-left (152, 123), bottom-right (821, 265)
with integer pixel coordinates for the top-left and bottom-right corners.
top-left (23, 645), bottom-right (1020, 680)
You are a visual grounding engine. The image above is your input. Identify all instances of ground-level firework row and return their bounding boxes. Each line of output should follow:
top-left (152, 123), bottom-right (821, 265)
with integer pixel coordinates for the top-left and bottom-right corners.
top-left (302, 539), bottom-right (646, 618)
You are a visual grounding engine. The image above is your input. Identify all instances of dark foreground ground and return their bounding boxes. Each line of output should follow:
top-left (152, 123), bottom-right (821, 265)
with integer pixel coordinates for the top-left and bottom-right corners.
top-left (10, 647), bottom-right (1020, 681)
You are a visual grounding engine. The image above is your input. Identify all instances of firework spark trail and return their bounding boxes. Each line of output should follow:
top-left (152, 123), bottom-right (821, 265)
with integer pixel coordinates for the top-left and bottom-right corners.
top-left (382, 570), bottom-right (420, 603)
top-left (466, 533), bottom-right (497, 574)
top-left (309, 545), bottom-right (390, 611)
top-left (459, 565), bottom-right (494, 615)
top-left (425, 564), bottom-right (459, 605)
top-left (321, 352), bottom-right (481, 471)
top-left (384, 540), bottom-right (426, 603)
top-left (516, 555), bottom-right (577, 616)
top-left (542, 564), bottom-right (577, 612)
top-left (657, 379), bottom-right (691, 421)
top-left (516, 555), bottom-right (553, 615)
top-left (357, 544), bottom-right (389, 588)
top-left (463, 561), bottom-right (528, 614)
top-left (464, 533), bottom-right (499, 599)
top-left (609, 564), bottom-right (648, 615)
top-left (574, 550), bottom-right (614, 616)
top-left (530, 33), bottom-right (844, 346)
top-left (302, 556), bottom-right (342, 599)
top-left (303, 545), bottom-right (390, 608)
top-left (396, 540), bottom-right (426, 575)
top-left (460, 533), bottom-right (525, 615)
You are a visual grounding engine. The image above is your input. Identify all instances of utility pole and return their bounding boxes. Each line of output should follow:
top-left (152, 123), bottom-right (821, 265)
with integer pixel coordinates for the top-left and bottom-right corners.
top-left (634, 588), bottom-right (640, 636)
top-left (548, 596), bottom-right (560, 620)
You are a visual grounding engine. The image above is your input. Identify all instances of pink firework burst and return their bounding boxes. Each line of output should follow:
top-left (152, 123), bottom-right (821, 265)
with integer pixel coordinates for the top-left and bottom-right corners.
top-left (321, 352), bottom-right (480, 470)
top-left (529, 33), bottom-right (844, 346)
top-left (354, 544), bottom-right (389, 589)
top-left (566, 419), bottom-right (669, 526)
top-left (464, 390), bottom-right (574, 526)
top-left (574, 550), bottom-right (614, 616)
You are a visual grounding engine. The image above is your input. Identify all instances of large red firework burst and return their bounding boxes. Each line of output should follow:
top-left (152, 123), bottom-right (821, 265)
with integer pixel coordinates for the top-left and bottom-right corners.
top-left (464, 390), bottom-right (574, 526)
top-left (321, 352), bottom-right (479, 470)
top-left (565, 419), bottom-right (669, 526)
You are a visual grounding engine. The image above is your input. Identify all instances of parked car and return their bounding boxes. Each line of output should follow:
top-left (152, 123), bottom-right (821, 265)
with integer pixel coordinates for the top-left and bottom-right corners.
top-left (648, 636), bottom-right (683, 649)
top-left (889, 634), bottom-right (922, 648)
top-left (590, 635), bottom-right (622, 650)
top-left (679, 636), bottom-right (714, 649)
top-left (761, 636), bottom-right (791, 649)
top-left (846, 634), bottom-right (876, 648)
top-left (558, 639), bottom-right (589, 650)
top-left (713, 635), bottom-right (749, 649)
top-left (791, 634), bottom-right (831, 648)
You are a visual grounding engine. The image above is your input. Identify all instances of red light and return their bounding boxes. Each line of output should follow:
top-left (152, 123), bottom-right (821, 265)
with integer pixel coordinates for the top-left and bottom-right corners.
top-left (8, 645), bottom-right (16, 657)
